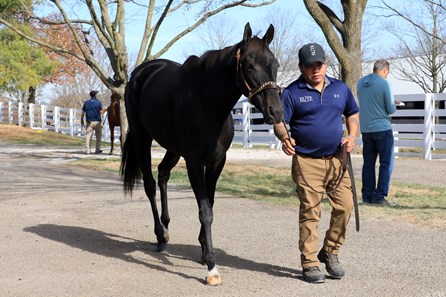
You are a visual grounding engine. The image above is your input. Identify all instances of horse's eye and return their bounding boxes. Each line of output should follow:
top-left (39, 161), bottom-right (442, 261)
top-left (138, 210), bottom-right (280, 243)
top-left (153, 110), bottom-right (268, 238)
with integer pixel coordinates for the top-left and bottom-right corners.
top-left (247, 64), bottom-right (256, 72)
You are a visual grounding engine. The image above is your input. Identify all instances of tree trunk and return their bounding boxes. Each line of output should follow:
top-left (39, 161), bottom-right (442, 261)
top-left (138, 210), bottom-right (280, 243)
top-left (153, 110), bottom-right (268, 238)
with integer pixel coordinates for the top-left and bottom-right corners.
top-left (303, 0), bottom-right (367, 97)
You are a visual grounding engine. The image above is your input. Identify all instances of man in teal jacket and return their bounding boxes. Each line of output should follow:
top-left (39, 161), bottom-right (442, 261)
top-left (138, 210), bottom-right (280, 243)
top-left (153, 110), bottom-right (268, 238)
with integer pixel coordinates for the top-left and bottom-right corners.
top-left (357, 60), bottom-right (397, 206)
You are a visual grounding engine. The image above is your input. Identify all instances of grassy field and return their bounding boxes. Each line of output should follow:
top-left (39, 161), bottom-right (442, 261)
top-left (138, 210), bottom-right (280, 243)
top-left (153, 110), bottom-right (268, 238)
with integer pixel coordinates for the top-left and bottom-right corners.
top-left (2, 123), bottom-right (445, 228)
top-left (0, 124), bottom-right (86, 146)
top-left (72, 157), bottom-right (446, 228)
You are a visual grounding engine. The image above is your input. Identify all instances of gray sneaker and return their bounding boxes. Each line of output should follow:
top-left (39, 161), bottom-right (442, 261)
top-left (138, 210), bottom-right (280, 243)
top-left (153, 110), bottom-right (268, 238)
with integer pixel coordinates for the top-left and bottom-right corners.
top-left (302, 266), bottom-right (325, 283)
top-left (317, 249), bottom-right (345, 279)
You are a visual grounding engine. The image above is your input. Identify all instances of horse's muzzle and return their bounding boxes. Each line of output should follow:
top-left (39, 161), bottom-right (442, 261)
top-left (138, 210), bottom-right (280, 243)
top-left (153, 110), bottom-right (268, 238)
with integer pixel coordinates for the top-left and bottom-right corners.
top-left (264, 105), bottom-right (283, 124)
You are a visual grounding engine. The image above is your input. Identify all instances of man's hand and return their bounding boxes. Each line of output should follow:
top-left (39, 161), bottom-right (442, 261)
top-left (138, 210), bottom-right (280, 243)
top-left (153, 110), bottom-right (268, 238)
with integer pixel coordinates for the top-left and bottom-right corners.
top-left (341, 135), bottom-right (356, 152)
top-left (281, 137), bottom-right (296, 156)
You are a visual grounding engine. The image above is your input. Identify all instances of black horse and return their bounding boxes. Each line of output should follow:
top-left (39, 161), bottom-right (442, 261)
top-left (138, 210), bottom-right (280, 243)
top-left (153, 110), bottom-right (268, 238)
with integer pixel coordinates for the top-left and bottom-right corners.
top-left (120, 23), bottom-right (283, 285)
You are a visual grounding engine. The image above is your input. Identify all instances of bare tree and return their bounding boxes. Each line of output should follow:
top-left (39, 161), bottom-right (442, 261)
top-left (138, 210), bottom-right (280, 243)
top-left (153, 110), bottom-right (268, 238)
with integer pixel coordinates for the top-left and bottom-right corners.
top-left (382, 0), bottom-right (446, 93)
top-left (303, 0), bottom-right (367, 96)
top-left (261, 7), bottom-right (301, 85)
top-left (0, 0), bottom-right (276, 139)
top-left (196, 16), bottom-right (238, 51)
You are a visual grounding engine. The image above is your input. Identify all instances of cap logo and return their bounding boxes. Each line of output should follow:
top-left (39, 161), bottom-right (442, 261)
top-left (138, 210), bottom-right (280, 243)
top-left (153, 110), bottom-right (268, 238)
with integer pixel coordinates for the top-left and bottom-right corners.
top-left (310, 45), bottom-right (316, 56)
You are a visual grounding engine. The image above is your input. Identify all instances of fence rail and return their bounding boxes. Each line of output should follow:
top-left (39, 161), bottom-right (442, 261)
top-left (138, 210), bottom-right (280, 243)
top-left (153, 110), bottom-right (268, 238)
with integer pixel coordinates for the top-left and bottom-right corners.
top-left (1, 93), bottom-right (446, 160)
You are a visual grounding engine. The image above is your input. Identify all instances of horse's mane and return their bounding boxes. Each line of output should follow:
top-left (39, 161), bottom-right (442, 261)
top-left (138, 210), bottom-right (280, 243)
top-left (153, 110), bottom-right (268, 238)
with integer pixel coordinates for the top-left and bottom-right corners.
top-left (181, 41), bottom-right (242, 73)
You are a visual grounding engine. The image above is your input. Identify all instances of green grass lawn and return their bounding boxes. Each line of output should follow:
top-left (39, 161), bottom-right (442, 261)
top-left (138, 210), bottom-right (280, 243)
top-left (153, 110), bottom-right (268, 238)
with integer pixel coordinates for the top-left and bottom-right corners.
top-left (74, 158), bottom-right (446, 229)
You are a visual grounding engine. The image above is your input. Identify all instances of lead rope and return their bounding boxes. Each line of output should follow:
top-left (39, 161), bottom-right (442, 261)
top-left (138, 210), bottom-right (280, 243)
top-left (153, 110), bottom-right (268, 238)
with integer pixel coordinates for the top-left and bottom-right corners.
top-left (283, 120), bottom-right (359, 231)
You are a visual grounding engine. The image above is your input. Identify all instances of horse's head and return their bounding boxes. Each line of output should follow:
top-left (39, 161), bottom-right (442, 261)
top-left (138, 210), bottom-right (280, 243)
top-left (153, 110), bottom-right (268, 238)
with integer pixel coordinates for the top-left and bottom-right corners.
top-left (236, 23), bottom-right (283, 125)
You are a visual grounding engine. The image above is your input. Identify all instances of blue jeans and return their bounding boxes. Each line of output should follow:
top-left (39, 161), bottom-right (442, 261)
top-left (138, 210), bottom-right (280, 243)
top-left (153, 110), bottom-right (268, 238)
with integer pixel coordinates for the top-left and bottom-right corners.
top-left (361, 130), bottom-right (394, 203)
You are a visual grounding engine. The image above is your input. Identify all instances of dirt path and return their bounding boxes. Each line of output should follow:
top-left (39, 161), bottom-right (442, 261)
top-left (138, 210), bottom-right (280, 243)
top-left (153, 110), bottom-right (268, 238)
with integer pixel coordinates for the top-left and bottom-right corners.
top-left (0, 144), bottom-right (445, 297)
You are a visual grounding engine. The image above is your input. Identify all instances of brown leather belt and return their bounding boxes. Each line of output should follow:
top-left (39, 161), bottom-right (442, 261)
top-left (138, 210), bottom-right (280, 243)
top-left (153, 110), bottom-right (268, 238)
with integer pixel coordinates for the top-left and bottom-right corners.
top-left (298, 149), bottom-right (340, 160)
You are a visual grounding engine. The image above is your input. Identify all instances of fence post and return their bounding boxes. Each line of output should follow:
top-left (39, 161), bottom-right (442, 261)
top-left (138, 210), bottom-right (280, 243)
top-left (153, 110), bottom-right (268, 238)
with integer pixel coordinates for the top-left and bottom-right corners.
top-left (432, 93), bottom-right (438, 153)
top-left (54, 106), bottom-right (60, 133)
top-left (18, 102), bottom-right (24, 126)
top-left (423, 93), bottom-right (432, 160)
top-left (41, 105), bottom-right (46, 130)
top-left (29, 103), bottom-right (34, 128)
top-left (393, 130), bottom-right (399, 158)
top-left (242, 102), bottom-right (250, 148)
top-left (69, 109), bottom-right (75, 136)
top-left (102, 119), bottom-right (110, 142)
top-left (8, 101), bottom-right (13, 124)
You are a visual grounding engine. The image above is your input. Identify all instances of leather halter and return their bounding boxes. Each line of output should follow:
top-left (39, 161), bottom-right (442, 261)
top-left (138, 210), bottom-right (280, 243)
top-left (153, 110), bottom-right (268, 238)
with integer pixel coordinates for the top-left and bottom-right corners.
top-left (236, 48), bottom-right (280, 103)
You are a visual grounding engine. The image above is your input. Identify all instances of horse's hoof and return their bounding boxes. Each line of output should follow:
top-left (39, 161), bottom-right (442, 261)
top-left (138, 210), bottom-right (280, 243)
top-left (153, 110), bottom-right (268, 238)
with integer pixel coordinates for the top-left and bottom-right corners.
top-left (157, 242), bottom-right (167, 253)
top-left (162, 224), bottom-right (170, 243)
top-left (205, 267), bottom-right (222, 286)
top-left (109, 151), bottom-right (113, 155)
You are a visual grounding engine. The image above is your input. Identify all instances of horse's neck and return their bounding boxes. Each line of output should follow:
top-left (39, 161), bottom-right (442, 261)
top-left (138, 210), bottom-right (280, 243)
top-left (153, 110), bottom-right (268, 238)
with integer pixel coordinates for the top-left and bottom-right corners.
top-left (107, 101), bottom-right (120, 125)
top-left (201, 49), bottom-right (242, 115)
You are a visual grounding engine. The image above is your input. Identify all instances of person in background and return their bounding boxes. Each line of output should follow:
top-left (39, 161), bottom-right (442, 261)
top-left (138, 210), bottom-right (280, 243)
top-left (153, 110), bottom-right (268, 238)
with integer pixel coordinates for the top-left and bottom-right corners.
top-left (357, 60), bottom-right (397, 206)
top-left (274, 43), bottom-right (359, 284)
top-left (81, 90), bottom-right (106, 154)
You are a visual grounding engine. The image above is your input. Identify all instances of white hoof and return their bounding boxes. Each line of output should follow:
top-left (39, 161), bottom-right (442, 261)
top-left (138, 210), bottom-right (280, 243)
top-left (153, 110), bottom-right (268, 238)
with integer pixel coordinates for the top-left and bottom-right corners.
top-left (206, 266), bottom-right (222, 286)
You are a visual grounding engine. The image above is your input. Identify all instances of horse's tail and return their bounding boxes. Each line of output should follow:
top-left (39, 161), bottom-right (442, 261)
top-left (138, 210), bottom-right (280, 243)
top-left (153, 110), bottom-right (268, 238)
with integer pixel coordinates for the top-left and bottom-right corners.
top-left (119, 77), bottom-right (143, 194)
top-left (120, 130), bottom-right (141, 194)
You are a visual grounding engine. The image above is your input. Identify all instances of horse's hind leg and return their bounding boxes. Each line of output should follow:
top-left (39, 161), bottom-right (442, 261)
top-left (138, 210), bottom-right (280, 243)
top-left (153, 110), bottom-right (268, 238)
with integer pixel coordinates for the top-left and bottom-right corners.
top-left (136, 138), bottom-right (168, 252)
top-left (157, 151), bottom-right (181, 243)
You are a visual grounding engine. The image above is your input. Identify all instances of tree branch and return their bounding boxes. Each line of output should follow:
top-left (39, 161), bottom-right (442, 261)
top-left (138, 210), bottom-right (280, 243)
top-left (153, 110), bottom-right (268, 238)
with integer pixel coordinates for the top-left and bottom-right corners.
top-left (303, 0), bottom-right (348, 61)
top-left (143, 0), bottom-right (274, 62)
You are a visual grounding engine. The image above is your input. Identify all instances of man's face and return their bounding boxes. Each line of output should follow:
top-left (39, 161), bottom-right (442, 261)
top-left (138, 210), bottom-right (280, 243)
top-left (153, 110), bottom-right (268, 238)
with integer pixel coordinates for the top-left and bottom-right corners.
top-left (382, 67), bottom-right (389, 79)
top-left (299, 61), bottom-right (327, 87)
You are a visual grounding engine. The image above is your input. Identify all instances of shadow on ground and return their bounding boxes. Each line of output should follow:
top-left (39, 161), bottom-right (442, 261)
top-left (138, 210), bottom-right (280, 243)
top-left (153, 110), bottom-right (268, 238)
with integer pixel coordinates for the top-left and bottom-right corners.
top-left (24, 224), bottom-right (302, 284)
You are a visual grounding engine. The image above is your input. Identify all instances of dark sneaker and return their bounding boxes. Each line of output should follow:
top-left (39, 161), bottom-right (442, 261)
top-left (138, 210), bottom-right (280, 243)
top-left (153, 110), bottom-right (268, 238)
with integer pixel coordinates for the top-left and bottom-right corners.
top-left (95, 150), bottom-right (103, 154)
top-left (317, 250), bottom-right (345, 279)
top-left (363, 199), bottom-right (395, 207)
top-left (375, 199), bottom-right (395, 207)
top-left (302, 266), bottom-right (325, 283)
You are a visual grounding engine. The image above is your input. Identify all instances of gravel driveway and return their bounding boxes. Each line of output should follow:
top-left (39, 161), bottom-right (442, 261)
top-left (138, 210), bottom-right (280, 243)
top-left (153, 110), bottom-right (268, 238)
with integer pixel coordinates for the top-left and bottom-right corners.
top-left (0, 143), bottom-right (445, 297)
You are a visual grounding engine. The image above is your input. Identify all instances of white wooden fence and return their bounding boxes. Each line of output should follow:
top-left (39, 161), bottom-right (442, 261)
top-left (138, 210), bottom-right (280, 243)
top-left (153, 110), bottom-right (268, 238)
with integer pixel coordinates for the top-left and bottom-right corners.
top-left (1, 93), bottom-right (446, 160)
top-left (390, 93), bottom-right (446, 160)
top-left (0, 102), bottom-right (120, 143)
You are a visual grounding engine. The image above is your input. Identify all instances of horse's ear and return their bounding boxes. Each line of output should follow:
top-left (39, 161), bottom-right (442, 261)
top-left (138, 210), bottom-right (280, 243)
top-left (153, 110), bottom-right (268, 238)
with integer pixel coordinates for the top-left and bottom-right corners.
top-left (262, 24), bottom-right (274, 45)
top-left (243, 22), bottom-right (252, 44)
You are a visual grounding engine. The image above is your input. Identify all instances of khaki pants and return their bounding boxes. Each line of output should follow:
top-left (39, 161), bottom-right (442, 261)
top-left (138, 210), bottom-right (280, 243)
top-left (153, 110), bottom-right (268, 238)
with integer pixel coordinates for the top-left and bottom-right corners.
top-left (85, 121), bottom-right (102, 152)
top-left (292, 152), bottom-right (353, 269)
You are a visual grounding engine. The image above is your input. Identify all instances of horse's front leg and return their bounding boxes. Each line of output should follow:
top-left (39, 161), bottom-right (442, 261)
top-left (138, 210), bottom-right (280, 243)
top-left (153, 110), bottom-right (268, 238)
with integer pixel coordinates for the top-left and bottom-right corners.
top-left (198, 153), bottom-right (227, 262)
top-left (185, 159), bottom-right (222, 286)
top-left (109, 125), bottom-right (114, 155)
